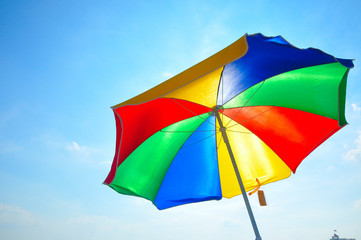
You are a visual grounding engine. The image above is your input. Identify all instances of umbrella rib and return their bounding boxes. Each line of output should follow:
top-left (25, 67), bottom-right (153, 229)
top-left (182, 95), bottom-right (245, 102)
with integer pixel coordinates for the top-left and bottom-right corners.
top-left (180, 133), bottom-right (217, 149)
top-left (172, 98), bottom-right (216, 127)
top-left (224, 80), bottom-right (266, 128)
top-left (226, 106), bottom-right (275, 129)
top-left (221, 68), bottom-right (225, 123)
top-left (226, 130), bottom-right (253, 134)
top-left (216, 130), bottom-right (222, 150)
top-left (160, 130), bottom-right (215, 133)
top-left (215, 66), bottom-right (225, 110)
top-left (222, 67), bottom-right (224, 112)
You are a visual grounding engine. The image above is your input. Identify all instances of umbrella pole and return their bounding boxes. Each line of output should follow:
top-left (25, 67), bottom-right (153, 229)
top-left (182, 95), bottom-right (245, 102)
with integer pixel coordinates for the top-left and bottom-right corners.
top-left (215, 109), bottom-right (262, 240)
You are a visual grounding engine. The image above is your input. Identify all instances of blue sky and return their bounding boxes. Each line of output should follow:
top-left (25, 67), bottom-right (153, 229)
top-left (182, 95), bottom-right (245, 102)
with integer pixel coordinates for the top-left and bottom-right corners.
top-left (1, 0), bottom-right (361, 239)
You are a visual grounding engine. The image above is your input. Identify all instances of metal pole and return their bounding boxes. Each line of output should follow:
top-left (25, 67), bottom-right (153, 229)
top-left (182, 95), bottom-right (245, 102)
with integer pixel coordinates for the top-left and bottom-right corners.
top-left (215, 109), bottom-right (262, 240)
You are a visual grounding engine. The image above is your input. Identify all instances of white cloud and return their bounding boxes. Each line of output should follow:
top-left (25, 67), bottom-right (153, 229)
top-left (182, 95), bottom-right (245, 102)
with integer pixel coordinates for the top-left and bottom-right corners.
top-left (353, 199), bottom-right (361, 209)
top-left (66, 215), bottom-right (124, 231)
top-left (344, 132), bottom-right (361, 161)
top-left (64, 141), bottom-right (102, 164)
top-left (0, 141), bottom-right (22, 154)
top-left (327, 165), bottom-right (336, 171)
top-left (0, 203), bottom-right (136, 239)
top-left (162, 72), bottom-right (174, 79)
top-left (65, 141), bottom-right (91, 157)
top-left (0, 105), bottom-right (23, 127)
top-left (351, 103), bottom-right (361, 112)
top-left (98, 160), bottom-right (111, 166)
top-left (66, 141), bottom-right (84, 152)
top-left (0, 203), bottom-right (43, 226)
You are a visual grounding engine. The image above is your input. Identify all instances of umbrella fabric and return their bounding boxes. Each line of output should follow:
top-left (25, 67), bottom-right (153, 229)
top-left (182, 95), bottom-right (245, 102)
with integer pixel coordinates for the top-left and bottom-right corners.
top-left (104, 33), bottom-right (354, 210)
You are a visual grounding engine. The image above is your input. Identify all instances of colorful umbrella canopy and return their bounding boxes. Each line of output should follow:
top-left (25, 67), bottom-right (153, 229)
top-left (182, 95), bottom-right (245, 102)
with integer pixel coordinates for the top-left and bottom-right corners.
top-left (104, 33), bottom-right (354, 212)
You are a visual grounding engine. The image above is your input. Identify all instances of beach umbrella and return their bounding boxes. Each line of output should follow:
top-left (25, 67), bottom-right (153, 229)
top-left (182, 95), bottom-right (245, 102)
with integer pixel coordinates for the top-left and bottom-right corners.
top-left (104, 33), bottom-right (354, 240)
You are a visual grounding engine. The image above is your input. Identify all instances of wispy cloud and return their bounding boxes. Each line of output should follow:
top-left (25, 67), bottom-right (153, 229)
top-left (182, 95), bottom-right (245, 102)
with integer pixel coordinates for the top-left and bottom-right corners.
top-left (66, 215), bottom-right (124, 231)
top-left (0, 202), bottom-right (137, 239)
top-left (198, 22), bottom-right (229, 59)
top-left (0, 104), bottom-right (23, 127)
top-left (65, 141), bottom-right (99, 163)
top-left (37, 130), bottom-right (101, 164)
top-left (0, 203), bottom-right (43, 226)
top-left (0, 141), bottom-right (22, 154)
top-left (98, 160), bottom-right (112, 166)
top-left (346, 102), bottom-right (361, 116)
top-left (327, 165), bottom-right (336, 171)
top-left (353, 199), bottom-right (361, 209)
top-left (65, 141), bottom-right (88, 153)
top-left (343, 131), bottom-right (361, 161)
top-left (351, 103), bottom-right (361, 112)
top-left (162, 72), bottom-right (174, 79)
